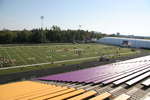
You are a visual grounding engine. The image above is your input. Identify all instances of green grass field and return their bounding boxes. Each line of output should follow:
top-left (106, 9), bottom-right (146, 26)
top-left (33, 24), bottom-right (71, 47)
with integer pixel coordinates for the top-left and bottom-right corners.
top-left (0, 43), bottom-right (140, 68)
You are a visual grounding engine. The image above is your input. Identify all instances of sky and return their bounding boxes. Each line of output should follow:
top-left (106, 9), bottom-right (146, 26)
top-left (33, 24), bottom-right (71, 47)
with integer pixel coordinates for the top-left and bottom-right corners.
top-left (1, 0), bottom-right (150, 36)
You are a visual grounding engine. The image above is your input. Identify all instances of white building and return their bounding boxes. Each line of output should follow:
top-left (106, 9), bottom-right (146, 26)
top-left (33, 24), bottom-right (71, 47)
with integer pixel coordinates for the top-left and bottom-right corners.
top-left (96, 37), bottom-right (150, 49)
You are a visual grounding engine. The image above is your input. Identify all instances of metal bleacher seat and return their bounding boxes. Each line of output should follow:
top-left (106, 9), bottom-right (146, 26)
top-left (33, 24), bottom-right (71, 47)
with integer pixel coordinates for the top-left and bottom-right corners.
top-left (0, 81), bottom-right (98, 100)
top-left (126, 71), bottom-right (150, 86)
top-left (20, 86), bottom-right (69, 100)
top-left (0, 81), bottom-right (55, 100)
top-left (141, 78), bottom-right (150, 87)
top-left (113, 94), bottom-right (130, 100)
top-left (67, 90), bottom-right (97, 100)
top-left (48, 89), bottom-right (85, 100)
top-left (113, 67), bottom-right (150, 85)
top-left (15, 86), bottom-right (59, 99)
top-left (89, 92), bottom-right (112, 100)
top-left (0, 81), bottom-right (71, 100)
top-left (32, 88), bottom-right (76, 100)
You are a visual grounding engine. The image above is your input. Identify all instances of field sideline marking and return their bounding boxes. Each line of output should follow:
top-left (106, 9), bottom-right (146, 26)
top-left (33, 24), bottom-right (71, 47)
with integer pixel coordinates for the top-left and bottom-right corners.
top-left (0, 56), bottom-right (100, 70)
top-left (0, 51), bottom-right (137, 70)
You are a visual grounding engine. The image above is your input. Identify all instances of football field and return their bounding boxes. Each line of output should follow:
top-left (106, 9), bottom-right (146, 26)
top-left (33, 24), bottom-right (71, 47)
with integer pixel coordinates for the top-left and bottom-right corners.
top-left (0, 43), bottom-right (140, 68)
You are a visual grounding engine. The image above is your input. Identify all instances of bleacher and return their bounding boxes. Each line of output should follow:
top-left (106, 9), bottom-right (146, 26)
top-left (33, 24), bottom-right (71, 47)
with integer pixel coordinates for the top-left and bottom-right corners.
top-left (0, 81), bottom-right (131, 100)
top-left (142, 78), bottom-right (150, 87)
top-left (0, 55), bottom-right (150, 100)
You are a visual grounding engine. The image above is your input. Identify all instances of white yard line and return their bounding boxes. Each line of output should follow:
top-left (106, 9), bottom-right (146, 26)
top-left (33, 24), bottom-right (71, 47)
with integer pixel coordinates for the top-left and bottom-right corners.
top-left (0, 56), bottom-right (100, 70)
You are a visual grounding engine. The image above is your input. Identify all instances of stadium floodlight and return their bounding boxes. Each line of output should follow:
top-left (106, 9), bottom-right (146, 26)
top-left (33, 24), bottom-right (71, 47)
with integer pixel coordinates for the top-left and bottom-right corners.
top-left (40, 16), bottom-right (44, 29)
top-left (79, 25), bottom-right (82, 30)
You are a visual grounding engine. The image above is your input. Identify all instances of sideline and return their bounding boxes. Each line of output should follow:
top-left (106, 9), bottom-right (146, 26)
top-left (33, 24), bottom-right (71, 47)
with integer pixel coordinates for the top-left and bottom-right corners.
top-left (0, 56), bottom-right (100, 70)
top-left (0, 51), bottom-right (138, 70)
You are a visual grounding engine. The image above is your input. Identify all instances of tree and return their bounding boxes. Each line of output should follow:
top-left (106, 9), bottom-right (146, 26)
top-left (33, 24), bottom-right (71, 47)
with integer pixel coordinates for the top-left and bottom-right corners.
top-left (0, 26), bottom-right (107, 44)
top-left (51, 25), bottom-right (61, 31)
top-left (31, 29), bottom-right (43, 43)
top-left (16, 30), bottom-right (31, 43)
top-left (0, 30), bottom-right (14, 43)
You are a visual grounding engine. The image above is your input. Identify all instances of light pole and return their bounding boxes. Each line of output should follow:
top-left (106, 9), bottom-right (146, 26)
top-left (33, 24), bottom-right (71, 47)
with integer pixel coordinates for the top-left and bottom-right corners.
top-left (79, 25), bottom-right (82, 30)
top-left (40, 16), bottom-right (44, 29)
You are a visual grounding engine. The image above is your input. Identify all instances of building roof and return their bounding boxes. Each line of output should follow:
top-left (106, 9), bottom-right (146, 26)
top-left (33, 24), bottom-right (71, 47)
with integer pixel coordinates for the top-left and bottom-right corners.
top-left (103, 37), bottom-right (150, 42)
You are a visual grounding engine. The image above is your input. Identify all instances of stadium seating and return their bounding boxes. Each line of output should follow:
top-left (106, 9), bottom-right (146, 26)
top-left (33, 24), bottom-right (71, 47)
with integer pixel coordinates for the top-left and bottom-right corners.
top-left (113, 94), bottom-right (130, 100)
top-left (113, 67), bottom-right (150, 85)
top-left (126, 71), bottom-right (150, 86)
top-left (38, 57), bottom-right (150, 86)
top-left (89, 92), bottom-right (112, 100)
top-left (0, 81), bottom-right (133, 100)
top-left (1, 55), bottom-right (150, 100)
top-left (67, 90), bottom-right (97, 100)
top-left (32, 88), bottom-right (76, 100)
top-left (141, 78), bottom-right (150, 86)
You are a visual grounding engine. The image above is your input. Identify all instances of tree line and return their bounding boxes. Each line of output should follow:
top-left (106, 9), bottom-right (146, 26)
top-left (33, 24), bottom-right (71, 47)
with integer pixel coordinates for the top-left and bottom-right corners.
top-left (0, 26), bottom-right (107, 44)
